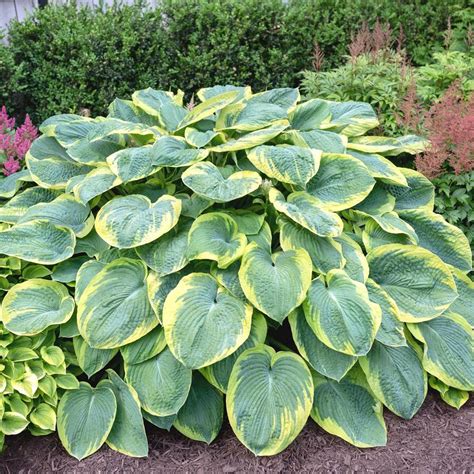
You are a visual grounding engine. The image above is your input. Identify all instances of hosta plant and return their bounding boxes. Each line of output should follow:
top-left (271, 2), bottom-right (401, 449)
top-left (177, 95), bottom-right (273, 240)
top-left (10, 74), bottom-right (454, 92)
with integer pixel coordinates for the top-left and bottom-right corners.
top-left (0, 86), bottom-right (472, 459)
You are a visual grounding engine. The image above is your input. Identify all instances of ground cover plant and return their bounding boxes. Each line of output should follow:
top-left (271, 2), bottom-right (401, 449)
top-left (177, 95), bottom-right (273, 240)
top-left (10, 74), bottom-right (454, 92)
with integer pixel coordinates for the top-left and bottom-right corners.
top-left (0, 86), bottom-right (472, 459)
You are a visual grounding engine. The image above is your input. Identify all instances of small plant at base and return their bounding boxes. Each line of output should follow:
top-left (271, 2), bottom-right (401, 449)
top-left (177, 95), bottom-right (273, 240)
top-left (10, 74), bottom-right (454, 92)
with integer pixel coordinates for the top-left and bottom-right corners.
top-left (0, 86), bottom-right (471, 460)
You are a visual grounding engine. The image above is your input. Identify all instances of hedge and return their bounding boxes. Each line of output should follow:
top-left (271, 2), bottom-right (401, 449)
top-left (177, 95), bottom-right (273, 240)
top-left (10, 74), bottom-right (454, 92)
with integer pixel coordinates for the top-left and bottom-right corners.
top-left (0, 0), bottom-right (468, 122)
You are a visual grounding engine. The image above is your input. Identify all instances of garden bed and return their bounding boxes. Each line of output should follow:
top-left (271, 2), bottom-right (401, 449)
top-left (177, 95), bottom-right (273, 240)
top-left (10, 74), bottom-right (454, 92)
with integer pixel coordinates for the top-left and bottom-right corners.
top-left (2, 392), bottom-right (472, 473)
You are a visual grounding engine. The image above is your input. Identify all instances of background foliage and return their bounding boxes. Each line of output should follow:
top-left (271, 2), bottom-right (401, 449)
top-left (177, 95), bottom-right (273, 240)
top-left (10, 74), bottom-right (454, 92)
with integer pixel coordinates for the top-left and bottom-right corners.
top-left (0, 0), bottom-right (469, 123)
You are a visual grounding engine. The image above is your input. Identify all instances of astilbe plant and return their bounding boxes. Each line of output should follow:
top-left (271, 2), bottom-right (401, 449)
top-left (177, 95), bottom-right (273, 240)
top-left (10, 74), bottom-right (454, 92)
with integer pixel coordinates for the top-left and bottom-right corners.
top-left (415, 83), bottom-right (474, 178)
top-left (0, 107), bottom-right (38, 176)
top-left (0, 87), bottom-right (472, 460)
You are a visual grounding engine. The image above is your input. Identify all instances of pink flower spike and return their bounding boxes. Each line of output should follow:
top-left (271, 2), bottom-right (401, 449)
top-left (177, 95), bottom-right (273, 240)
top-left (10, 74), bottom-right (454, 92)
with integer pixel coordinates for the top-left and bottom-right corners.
top-left (3, 156), bottom-right (21, 176)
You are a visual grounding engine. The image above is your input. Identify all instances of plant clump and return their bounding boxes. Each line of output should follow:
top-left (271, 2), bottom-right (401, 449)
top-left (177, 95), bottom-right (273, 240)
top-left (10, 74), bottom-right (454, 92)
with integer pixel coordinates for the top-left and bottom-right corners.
top-left (0, 86), bottom-right (472, 458)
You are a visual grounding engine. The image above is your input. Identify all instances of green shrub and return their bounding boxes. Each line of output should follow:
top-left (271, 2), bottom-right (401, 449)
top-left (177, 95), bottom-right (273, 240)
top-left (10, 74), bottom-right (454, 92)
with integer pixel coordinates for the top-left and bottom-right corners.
top-left (416, 51), bottom-right (474, 103)
top-left (0, 86), bottom-right (472, 458)
top-left (2, 0), bottom-right (468, 122)
top-left (301, 51), bottom-right (413, 136)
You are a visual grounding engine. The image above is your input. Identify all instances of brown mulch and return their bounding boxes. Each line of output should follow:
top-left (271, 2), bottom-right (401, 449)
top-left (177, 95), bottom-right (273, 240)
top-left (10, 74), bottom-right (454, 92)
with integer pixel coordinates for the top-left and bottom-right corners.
top-left (1, 392), bottom-right (473, 473)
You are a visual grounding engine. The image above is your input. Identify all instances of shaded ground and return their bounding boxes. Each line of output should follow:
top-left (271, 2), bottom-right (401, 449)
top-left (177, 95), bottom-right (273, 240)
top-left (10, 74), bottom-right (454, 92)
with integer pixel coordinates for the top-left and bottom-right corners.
top-left (1, 392), bottom-right (473, 473)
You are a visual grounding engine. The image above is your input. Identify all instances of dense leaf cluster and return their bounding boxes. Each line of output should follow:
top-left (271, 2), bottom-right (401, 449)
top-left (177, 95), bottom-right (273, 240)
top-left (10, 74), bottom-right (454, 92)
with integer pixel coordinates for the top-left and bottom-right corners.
top-left (0, 86), bottom-right (472, 458)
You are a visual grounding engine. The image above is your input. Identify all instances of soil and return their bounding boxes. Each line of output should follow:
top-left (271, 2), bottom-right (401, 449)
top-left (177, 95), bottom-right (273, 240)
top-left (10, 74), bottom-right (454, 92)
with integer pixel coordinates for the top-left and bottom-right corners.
top-left (1, 392), bottom-right (473, 473)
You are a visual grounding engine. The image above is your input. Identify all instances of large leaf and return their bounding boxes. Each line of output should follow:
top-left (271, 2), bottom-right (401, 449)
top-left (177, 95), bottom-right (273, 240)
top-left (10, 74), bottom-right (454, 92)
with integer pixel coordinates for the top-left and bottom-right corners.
top-left (151, 136), bottom-right (208, 167)
top-left (289, 306), bottom-right (356, 381)
top-left (227, 345), bottom-right (313, 456)
top-left (182, 162), bottom-right (261, 202)
top-left (102, 370), bottom-right (148, 457)
top-left (449, 268), bottom-right (474, 326)
top-left (57, 382), bottom-right (117, 460)
top-left (359, 342), bottom-right (427, 419)
top-left (310, 369), bottom-right (387, 447)
top-left (246, 145), bottom-right (320, 187)
top-left (96, 194), bottom-right (181, 248)
top-left (26, 136), bottom-right (93, 189)
top-left (0, 220), bottom-right (75, 264)
top-left (187, 213), bottom-right (247, 268)
top-left (2, 279), bottom-right (75, 336)
top-left (289, 99), bottom-right (330, 131)
top-left (400, 209), bottom-right (472, 272)
top-left (77, 258), bottom-right (158, 349)
top-left (137, 222), bottom-right (191, 276)
top-left (125, 347), bottom-right (192, 416)
top-left (200, 311), bottom-right (267, 392)
top-left (106, 146), bottom-right (158, 183)
top-left (73, 336), bottom-right (118, 378)
top-left (279, 216), bottom-right (345, 274)
top-left (69, 167), bottom-right (122, 204)
top-left (163, 273), bottom-right (252, 369)
top-left (322, 101), bottom-right (379, 136)
top-left (306, 153), bottom-right (375, 211)
top-left (408, 313), bottom-right (474, 391)
top-left (120, 326), bottom-right (167, 366)
top-left (0, 169), bottom-right (31, 199)
top-left (367, 244), bottom-right (457, 322)
top-left (303, 270), bottom-right (381, 356)
top-left (270, 189), bottom-right (343, 237)
top-left (173, 372), bottom-right (224, 444)
top-left (239, 243), bottom-right (312, 323)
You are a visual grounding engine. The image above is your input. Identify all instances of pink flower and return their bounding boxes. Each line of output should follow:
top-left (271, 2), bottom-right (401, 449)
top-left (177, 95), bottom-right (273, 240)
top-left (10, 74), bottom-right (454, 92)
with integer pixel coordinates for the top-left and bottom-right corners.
top-left (3, 156), bottom-right (21, 176)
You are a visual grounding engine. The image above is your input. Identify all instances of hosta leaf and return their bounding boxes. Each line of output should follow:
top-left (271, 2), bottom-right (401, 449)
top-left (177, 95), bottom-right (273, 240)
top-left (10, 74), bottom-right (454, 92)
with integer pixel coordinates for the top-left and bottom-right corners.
top-left (173, 372), bottom-right (224, 444)
top-left (75, 260), bottom-right (106, 301)
top-left (142, 411), bottom-right (177, 431)
top-left (200, 311), bottom-right (267, 392)
top-left (182, 162), bottom-right (261, 202)
top-left (207, 123), bottom-right (288, 152)
top-left (75, 228), bottom-right (110, 258)
top-left (359, 342), bottom-right (427, 419)
top-left (353, 183), bottom-right (396, 215)
top-left (366, 279), bottom-right (406, 347)
top-left (187, 213), bottom-right (247, 269)
top-left (289, 99), bottom-right (330, 131)
top-left (197, 85), bottom-right (250, 102)
top-left (151, 136), bottom-right (208, 167)
top-left (125, 347), bottom-right (192, 416)
top-left (322, 101), bottom-right (379, 136)
top-left (57, 382), bottom-right (117, 460)
top-left (103, 370), bottom-right (148, 457)
top-left (26, 136), bottom-right (93, 189)
top-left (385, 168), bottom-right (434, 211)
top-left (29, 403), bottom-right (56, 431)
top-left (69, 167), bottom-right (122, 204)
top-left (40, 113), bottom-right (83, 135)
top-left (163, 273), bottom-right (252, 369)
top-left (211, 260), bottom-right (246, 300)
top-left (54, 118), bottom-right (97, 148)
top-left (363, 212), bottom-right (417, 244)
top-left (87, 118), bottom-right (158, 142)
top-left (303, 270), bottom-right (381, 356)
top-left (270, 189), bottom-right (343, 237)
top-left (0, 169), bottom-right (31, 199)
top-left (132, 88), bottom-right (186, 131)
top-left (52, 255), bottom-right (90, 283)
top-left (120, 326), bottom-right (167, 366)
top-left (77, 258), bottom-right (158, 349)
top-left (96, 194), bottom-right (181, 248)
top-left (178, 193), bottom-right (213, 218)
top-left (306, 153), bottom-right (375, 211)
top-left (347, 150), bottom-right (407, 186)
top-left (73, 336), bottom-right (118, 378)
top-left (449, 268), bottom-right (474, 326)
top-left (348, 135), bottom-right (427, 156)
top-left (279, 216), bottom-right (345, 274)
top-left (18, 194), bottom-right (93, 238)
top-left (1, 279), bottom-right (74, 336)
top-left (400, 209), bottom-right (472, 272)
top-left (239, 243), bottom-right (312, 323)
top-left (362, 219), bottom-right (412, 251)
top-left (1, 412), bottom-right (29, 435)
top-left (107, 146), bottom-right (158, 183)
top-left (108, 98), bottom-right (159, 126)
top-left (428, 376), bottom-right (469, 409)
top-left (0, 187), bottom-right (61, 224)
top-left (184, 127), bottom-right (218, 148)
top-left (246, 145), bottom-right (320, 187)
top-left (367, 244), bottom-right (457, 322)
top-left (67, 137), bottom-right (123, 165)
top-left (147, 271), bottom-right (182, 324)
top-left (227, 345), bottom-right (313, 456)
top-left (248, 88), bottom-right (299, 111)
top-left (336, 233), bottom-right (369, 283)
top-left (137, 222), bottom-right (191, 276)
top-left (408, 312), bottom-right (474, 391)
top-left (310, 370), bottom-right (386, 447)
top-left (178, 90), bottom-right (240, 129)
top-left (289, 306), bottom-right (356, 381)
top-left (289, 129), bottom-right (347, 153)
